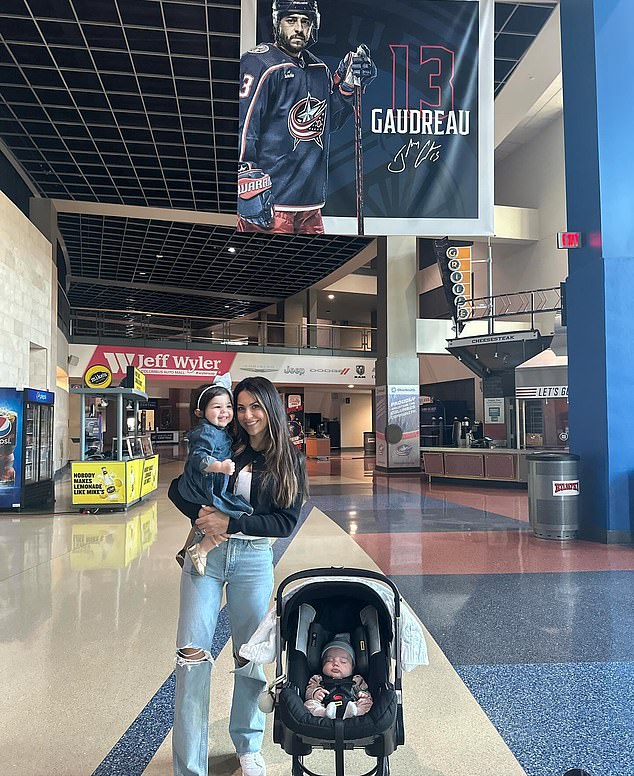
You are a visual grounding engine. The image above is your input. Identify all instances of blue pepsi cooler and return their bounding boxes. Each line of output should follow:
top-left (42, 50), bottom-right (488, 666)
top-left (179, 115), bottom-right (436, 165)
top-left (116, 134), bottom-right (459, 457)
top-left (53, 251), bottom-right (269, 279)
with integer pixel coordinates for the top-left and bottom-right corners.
top-left (0, 388), bottom-right (55, 511)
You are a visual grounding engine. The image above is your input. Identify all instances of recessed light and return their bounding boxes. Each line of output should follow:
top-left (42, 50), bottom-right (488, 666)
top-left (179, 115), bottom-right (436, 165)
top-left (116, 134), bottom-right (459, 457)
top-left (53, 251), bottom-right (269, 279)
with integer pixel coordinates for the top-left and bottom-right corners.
top-left (224, 305), bottom-right (230, 309)
top-left (228, 246), bottom-right (236, 254)
top-left (138, 271), bottom-right (147, 275)
top-left (327, 294), bottom-right (335, 300)
top-left (156, 253), bottom-right (163, 259)
top-left (347, 384), bottom-right (354, 389)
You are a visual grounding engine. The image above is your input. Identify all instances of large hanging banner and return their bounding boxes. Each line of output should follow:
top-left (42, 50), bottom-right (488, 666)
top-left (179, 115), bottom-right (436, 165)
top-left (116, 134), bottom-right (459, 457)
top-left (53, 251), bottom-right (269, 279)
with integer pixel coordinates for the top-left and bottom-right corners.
top-left (238, 0), bottom-right (493, 236)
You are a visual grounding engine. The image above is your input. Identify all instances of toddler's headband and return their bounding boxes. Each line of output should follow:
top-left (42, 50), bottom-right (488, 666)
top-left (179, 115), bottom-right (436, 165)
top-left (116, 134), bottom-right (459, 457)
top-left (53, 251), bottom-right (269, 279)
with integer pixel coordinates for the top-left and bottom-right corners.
top-left (196, 372), bottom-right (232, 410)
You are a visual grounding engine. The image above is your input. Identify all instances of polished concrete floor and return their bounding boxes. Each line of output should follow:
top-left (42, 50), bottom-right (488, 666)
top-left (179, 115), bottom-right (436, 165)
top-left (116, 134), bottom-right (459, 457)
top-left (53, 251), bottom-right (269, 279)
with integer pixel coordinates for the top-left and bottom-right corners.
top-left (1, 451), bottom-right (633, 776)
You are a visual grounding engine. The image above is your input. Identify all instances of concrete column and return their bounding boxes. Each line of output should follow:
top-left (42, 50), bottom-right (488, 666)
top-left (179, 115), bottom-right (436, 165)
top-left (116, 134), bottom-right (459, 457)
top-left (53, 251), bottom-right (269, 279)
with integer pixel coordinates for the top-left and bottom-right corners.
top-left (375, 236), bottom-right (420, 472)
top-left (306, 288), bottom-right (318, 348)
top-left (284, 292), bottom-right (304, 349)
top-left (258, 311), bottom-right (269, 348)
top-left (561, 0), bottom-right (634, 542)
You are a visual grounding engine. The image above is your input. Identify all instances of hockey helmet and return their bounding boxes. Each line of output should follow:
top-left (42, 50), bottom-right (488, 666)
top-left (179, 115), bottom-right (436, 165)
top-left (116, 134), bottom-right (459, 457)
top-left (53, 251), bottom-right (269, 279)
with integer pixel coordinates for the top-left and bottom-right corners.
top-left (272, 0), bottom-right (320, 44)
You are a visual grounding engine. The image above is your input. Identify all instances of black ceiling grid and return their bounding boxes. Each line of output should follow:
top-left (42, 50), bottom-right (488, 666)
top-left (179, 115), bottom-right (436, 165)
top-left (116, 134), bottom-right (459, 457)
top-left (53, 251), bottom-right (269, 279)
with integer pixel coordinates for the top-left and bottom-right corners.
top-left (68, 281), bottom-right (262, 319)
top-left (59, 211), bottom-right (372, 309)
top-left (0, 0), bottom-right (240, 211)
top-left (494, 2), bottom-right (556, 96)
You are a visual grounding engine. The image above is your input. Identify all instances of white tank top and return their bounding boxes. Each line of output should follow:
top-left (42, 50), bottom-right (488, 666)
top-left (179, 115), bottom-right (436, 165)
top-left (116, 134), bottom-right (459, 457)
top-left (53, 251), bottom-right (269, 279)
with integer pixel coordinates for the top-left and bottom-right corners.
top-left (231, 467), bottom-right (265, 541)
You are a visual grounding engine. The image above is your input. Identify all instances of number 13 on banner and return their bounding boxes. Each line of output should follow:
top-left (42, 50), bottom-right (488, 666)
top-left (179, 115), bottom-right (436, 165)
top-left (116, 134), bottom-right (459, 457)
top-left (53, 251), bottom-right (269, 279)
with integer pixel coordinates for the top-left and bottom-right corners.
top-left (389, 45), bottom-right (455, 112)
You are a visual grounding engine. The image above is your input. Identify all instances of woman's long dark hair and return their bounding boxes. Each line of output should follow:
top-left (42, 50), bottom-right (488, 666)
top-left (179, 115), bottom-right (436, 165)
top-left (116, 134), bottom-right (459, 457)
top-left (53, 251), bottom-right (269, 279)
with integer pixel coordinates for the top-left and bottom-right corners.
top-left (232, 376), bottom-right (307, 508)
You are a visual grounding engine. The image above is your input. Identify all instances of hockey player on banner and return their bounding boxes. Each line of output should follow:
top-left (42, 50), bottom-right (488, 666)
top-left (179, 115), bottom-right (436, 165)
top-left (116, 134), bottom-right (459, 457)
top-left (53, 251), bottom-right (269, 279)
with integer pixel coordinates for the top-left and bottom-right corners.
top-left (237, 0), bottom-right (376, 235)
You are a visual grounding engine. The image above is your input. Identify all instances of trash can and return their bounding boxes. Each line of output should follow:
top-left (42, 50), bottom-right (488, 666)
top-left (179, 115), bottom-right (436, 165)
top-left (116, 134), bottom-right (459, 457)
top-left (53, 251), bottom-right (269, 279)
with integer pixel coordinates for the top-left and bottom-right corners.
top-left (363, 431), bottom-right (376, 455)
top-left (527, 452), bottom-right (580, 540)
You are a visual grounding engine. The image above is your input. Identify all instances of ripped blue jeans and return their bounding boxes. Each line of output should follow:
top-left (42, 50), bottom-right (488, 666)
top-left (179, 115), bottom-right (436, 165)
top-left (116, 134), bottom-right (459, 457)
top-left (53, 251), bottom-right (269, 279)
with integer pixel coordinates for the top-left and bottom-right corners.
top-left (173, 537), bottom-right (274, 776)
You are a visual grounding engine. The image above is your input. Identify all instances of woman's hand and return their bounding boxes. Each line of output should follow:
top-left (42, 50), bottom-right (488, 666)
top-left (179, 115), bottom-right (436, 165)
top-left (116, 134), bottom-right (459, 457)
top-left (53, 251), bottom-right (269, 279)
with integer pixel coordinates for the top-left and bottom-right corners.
top-left (207, 533), bottom-right (230, 547)
top-left (196, 505), bottom-right (231, 535)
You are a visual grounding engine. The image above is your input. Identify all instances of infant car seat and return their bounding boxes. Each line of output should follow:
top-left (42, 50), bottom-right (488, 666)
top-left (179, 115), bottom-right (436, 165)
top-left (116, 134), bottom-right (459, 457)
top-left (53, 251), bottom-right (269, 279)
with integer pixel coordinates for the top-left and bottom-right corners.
top-left (270, 568), bottom-right (405, 776)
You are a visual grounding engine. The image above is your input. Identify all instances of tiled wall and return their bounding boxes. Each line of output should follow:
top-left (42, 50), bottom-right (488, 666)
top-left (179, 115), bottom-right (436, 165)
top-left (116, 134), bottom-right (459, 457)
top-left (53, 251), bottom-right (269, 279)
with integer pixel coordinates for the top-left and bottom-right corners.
top-left (0, 190), bottom-right (68, 471)
top-left (1, 190), bottom-right (54, 388)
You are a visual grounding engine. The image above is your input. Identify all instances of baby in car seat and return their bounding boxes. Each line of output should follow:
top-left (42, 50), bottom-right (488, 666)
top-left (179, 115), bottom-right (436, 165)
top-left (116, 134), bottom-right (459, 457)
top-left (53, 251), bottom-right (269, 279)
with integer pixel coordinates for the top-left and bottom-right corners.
top-left (304, 634), bottom-right (373, 720)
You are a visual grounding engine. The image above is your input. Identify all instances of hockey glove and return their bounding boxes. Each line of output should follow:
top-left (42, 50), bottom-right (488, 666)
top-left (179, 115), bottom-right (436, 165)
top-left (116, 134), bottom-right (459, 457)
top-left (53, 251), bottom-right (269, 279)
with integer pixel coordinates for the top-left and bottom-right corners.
top-left (238, 162), bottom-right (274, 229)
top-left (334, 44), bottom-right (377, 98)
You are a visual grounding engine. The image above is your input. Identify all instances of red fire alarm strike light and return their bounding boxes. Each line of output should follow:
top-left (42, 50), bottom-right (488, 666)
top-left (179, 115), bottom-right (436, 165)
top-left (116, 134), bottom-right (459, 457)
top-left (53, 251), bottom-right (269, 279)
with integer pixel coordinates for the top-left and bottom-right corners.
top-left (557, 232), bottom-right (581, 249)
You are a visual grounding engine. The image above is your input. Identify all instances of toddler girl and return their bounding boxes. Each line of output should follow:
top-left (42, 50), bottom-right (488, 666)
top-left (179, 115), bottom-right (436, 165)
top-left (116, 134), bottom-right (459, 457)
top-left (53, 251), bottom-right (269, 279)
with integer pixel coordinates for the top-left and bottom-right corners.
top-left (176, 373), bottom-right (252, 574)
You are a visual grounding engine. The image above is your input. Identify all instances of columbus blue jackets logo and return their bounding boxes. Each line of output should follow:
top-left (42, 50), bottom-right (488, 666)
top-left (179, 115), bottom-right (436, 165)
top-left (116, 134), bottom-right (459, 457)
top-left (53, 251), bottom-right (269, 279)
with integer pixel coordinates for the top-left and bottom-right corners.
top-left (288, 92), bottom-right (327, 150)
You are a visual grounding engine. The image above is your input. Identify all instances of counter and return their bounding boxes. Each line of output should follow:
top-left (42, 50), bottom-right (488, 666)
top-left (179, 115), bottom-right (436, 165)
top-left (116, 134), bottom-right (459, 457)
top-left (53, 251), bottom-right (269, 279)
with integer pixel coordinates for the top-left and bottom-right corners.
top-left (421, 447), bottom-right (527, 483)
top-left (305, 437), bottom-right (331, 458)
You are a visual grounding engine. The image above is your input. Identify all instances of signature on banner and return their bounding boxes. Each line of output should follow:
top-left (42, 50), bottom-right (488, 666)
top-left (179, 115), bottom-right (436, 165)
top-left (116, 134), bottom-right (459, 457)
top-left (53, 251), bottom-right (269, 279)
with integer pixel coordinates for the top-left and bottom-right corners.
top-left (388, 138), bottom-right (443, 173)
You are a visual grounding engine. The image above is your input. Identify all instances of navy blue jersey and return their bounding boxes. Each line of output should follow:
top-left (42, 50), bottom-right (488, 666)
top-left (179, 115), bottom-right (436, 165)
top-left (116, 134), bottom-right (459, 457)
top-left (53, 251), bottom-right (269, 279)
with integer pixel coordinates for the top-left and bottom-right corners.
top-left (239, 43), bottom-right (352, 210)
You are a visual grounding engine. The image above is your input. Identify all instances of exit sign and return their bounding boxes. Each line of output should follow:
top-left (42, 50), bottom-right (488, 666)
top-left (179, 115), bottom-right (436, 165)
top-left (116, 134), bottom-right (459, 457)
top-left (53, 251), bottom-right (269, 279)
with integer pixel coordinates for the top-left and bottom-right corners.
top-left (557, 232), bottom-right (581, 249)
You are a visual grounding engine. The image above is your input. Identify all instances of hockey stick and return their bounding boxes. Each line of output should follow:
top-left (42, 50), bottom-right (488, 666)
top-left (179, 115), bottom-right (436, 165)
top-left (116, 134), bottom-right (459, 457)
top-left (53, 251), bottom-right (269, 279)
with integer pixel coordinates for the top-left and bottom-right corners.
top-left (353, 48), bottom-right (365, 236)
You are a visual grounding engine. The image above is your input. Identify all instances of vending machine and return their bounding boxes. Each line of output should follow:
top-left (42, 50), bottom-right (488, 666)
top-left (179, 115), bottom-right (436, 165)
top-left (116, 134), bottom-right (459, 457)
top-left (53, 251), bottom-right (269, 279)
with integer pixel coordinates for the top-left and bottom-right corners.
top-left (0, 388), bottom-right (55, 510)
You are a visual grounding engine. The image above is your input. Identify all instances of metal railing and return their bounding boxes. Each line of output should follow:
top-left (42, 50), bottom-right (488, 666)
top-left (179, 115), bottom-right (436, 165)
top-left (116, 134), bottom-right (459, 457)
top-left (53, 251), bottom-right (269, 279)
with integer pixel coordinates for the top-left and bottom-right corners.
top-left (70, 307), bottom-right (375, 355)
top-left (462, 286), bottom-right (562, 334)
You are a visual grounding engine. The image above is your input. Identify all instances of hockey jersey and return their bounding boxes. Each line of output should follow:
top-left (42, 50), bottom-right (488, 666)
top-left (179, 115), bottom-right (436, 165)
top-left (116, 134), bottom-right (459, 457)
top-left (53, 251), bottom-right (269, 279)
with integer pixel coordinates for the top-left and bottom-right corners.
top-left (239, 43), bottom-right (352, 210)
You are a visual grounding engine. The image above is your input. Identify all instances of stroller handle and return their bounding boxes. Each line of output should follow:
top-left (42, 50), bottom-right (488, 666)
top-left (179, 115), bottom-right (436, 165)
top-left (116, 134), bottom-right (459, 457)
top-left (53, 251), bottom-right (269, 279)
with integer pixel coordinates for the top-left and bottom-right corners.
top-left (275, 566), bottom-right (401, 617)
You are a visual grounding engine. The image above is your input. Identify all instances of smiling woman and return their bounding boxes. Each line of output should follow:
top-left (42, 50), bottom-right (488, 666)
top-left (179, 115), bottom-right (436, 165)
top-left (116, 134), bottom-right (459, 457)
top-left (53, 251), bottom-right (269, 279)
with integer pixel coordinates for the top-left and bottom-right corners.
top-left (167, 375), bottom-right (307, 776)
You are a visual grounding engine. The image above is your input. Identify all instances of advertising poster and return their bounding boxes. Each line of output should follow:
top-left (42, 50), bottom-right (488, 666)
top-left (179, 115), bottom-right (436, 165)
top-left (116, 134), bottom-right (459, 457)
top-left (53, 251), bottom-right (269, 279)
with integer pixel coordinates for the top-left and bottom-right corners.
top-left (285, 393), bottom-right (305, 450)
top-left (71, 462), bottom-right (127, 505)
top-left (141, 456), bottom-right (159, 497)
top-left (386, 385), bottom-right (420, 468)
top-left (0, 388), bottom-right (23, 509)
top-left (375, 385), bottom-right (387, 467)
top-left (71, 344), bottom-right (376, 386)
top-left (126, 458), bottom-right (144, 502)
top-left (239, 0), bottom-right (493, 235)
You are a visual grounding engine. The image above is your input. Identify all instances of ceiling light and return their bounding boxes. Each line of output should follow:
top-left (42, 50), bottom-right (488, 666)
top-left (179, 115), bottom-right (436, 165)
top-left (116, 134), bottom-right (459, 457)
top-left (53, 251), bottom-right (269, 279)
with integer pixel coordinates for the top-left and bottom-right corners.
top-left (327, 294), bottom-right (335, 300)
top-left (347, 384), bottom-right (354, 388)
top-left (138, 271), bottom-right (147, 275)
top-left (156, 253), bottom-right (163, 259)
top-left (228, 246), bottom-right (236, 253)
top-left (224, 305), bottom-right (230, 309)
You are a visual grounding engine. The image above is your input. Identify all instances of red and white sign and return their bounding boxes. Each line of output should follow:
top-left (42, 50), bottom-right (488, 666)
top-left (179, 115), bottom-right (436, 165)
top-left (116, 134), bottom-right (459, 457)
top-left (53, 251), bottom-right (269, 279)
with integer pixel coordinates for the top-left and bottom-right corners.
top-left (557, 232), bottom-right (581, 249)
top-left (71, 345), bottom-right (376, 386)
top-left (552, 480), bottom-right (580, 496)
top-left (87, 345), bottom-right (235, 380)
